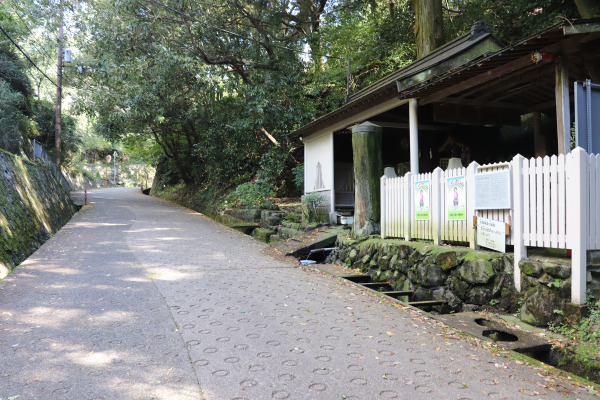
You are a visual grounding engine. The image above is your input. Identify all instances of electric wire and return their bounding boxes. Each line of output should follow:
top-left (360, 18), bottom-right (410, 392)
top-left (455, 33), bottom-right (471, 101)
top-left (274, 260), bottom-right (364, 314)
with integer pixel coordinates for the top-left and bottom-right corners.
top-left (4, 0), bottom-right (57, 61)
top-left (0, 24), bottom-right (59, 89)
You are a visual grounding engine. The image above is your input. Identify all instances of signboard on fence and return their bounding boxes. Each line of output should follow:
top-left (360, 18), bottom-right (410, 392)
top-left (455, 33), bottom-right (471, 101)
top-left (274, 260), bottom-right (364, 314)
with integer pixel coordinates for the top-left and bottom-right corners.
top-left (474, 169), bottom-right (511, 210)
top-left (477, 217), bottom-right (506, 253)
top-left (446, 176), bottom-right (466, 220)
top-left (414, 180), bottom-right (431, 220)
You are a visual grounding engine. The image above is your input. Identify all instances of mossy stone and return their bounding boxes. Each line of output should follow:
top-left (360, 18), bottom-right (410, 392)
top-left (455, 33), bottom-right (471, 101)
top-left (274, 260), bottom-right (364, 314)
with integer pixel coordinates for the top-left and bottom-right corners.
top-left (447, 276), bottom-right (469, 300)
top-left (416, 263), bottom-right (447, 287)
top-left (436, 251), bottom-right (460, 271)
top-left (519, 259), bottom-right (543, 277)
top-left (542, 262), bottom-right (570, 279)
top-left (457, 257), bottom-right (495, 285)
top-left (519, 285), bottom-right (568, 327)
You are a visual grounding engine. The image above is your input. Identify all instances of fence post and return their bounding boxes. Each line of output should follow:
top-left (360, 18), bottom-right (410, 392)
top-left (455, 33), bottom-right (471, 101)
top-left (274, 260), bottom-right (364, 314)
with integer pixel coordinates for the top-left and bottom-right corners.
top-left (466, 161), bottom-right (480, 249)
top-left (431, 167), bottom-right (442, 245)
top-left (381, 176), bottom-right (387, 239)
top-left (404, 172), bottom-right (412, 241)
top-left (566, 147), bottom-right (588, 304)
top-left (512, 154), bottom-right (526, 292)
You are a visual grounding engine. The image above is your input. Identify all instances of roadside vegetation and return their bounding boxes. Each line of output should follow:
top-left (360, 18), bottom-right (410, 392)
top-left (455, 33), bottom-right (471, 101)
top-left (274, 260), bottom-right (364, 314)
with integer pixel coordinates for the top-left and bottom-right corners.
top-left (1, 0), bottom-right (594, 198)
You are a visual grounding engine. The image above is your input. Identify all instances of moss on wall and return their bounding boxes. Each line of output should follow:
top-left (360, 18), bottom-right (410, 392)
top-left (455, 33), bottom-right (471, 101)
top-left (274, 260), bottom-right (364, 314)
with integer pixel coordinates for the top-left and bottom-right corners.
top-left (0, 150), bottom-right (77, 277)
top-left (332, 235), bottom-right (518, 314)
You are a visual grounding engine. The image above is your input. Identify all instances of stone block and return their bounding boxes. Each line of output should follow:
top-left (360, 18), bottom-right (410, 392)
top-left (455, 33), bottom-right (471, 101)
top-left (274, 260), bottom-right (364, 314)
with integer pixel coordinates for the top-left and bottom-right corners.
top-left (519, 286), bottom-right (568, 327)
top-left (542, 262), bottom-right (570, 279)
top-left (417, 263), bottom-right (447, 287)
top-left (436, 251), bottom-right (461, 271)
top-left (457, 257), bottom-right (495, 285)
top-left (563, 303), bottom-right (590, 327)
top-left (519, 259), bottom-right (543, 277)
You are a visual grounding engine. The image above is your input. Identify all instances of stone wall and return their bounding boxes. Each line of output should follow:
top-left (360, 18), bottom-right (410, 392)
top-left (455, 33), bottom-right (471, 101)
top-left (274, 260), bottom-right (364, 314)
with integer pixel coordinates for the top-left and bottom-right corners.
top-left (518, 258), bottom-right (574, 327)
top-left (331, 236), bottom-right (520, 313)
top-left (0, 150), bottom-right (78, 277)
top-left (331, 235), bottom-right (586, 326)
top-left (224, 208), bottom-right (325, 242)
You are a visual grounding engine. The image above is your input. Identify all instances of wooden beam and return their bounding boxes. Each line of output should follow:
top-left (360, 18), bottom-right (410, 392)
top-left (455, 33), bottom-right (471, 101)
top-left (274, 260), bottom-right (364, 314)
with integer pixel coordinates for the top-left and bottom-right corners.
top-left (303, 97), bottom-right (408, 141)
top-left (421, 33), bottom-right (600, 107)
top-left (555, 55), bottom-right (571, 155)
top-left (455, 62), bottom-right (547, 103)
top-left (421, 54), bottom-right (536, 105)
top-left (436, 97), bottom-right (525, 110)
top-left (369, 121), bottom-right (447, 131)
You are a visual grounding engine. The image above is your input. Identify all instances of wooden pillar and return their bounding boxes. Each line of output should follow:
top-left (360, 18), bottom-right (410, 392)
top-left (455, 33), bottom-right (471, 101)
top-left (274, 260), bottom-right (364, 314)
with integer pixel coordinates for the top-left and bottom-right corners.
top-left (555, 56), bottom-right (571, 155)
top-left (533, 112), bottom-right (547, 157)
top-left (409, 98), bottom-right (419, 174)
top-left (352, 122), bottom-right (383, 238)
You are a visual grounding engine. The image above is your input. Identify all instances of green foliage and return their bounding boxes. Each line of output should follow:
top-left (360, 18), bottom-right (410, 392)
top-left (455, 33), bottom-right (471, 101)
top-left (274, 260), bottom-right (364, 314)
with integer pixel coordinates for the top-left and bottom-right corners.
top-left (548, 279), bottom-right (562, 288)
top-left (443, 0), bottom-right (580, 44)
top-left (550, 300), bottom-right (600, 345)
top-left (225, 181), bottom-right (275, 209)
top-left (0, 80), bottom-right (26, 153)
top-left (302, 192), bottom-right (327, 223)
top-left (293, 164), bottom-right (304, 191)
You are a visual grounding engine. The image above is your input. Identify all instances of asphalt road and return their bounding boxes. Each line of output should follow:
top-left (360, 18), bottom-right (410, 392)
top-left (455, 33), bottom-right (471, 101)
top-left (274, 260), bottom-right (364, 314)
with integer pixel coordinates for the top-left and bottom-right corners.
top-left (0, 187), bottom-right (595, 399)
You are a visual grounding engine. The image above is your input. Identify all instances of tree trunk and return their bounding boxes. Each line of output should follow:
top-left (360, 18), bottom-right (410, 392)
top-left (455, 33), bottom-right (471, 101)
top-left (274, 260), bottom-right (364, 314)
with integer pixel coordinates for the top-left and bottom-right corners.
top-left (352, 122), bottom-right (383, 238)
top-left (413, 0), bottom-right (444, 59)
top-left (574, 0), bottom-right (600, 18)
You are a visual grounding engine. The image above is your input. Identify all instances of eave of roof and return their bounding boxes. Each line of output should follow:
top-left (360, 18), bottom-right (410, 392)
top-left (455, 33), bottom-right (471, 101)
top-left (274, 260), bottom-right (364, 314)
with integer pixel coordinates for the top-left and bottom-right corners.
top-left (291, 24), bottom-right (505, 138)
top-left (397, 18), bottom-right (600, 103)
top-left (291, 18), bottom-right (600, 140)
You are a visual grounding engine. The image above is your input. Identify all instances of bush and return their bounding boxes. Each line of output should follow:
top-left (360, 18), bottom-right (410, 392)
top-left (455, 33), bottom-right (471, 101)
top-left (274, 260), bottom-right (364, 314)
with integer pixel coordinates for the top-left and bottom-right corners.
top-left (302, 192), bottom-right (327, 223)
top-left (292, 164), bottom-right (304, 191)
top-left (225, 180), bottom-right (274, 209)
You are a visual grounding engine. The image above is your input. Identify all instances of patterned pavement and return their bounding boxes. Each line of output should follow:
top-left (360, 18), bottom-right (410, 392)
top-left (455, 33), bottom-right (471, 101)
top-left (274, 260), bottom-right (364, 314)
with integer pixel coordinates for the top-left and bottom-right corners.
top-left (0, 187), bottom-right (595, 399)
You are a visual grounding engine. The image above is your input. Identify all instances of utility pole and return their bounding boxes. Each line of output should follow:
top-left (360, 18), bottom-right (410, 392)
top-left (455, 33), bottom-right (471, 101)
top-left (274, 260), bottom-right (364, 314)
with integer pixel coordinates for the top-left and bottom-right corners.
top-left (55, 0), bottom-right (63, 169)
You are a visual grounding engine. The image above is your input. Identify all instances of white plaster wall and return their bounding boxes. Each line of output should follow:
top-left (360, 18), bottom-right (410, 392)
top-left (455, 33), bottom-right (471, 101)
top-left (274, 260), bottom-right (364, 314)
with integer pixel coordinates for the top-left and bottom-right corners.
top-left (303, 131), bottom-right (334, 215)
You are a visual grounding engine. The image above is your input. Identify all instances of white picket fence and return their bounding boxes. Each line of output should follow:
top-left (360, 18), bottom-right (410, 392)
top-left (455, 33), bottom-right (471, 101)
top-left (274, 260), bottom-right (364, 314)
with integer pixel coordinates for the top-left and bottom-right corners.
top-left (380, 147), bottom-right (600, 304)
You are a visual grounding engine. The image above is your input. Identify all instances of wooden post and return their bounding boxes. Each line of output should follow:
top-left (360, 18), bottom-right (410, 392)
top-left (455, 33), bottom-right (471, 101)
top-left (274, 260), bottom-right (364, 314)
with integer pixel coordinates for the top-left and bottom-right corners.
top-left (533, 112), bottom-right (547, 158)
top-left (512, 154), bottom-right (527, 291)
top-left (409, 98), bottom-right (419, 174)
top-left (431, 167), bottom-right (442, 245)
top-left (352, 122), bottom-right (383, 238)
top-left (555, 56), bottom-right (571, 155)
top-left (566, 147), bottom-right (588, 304)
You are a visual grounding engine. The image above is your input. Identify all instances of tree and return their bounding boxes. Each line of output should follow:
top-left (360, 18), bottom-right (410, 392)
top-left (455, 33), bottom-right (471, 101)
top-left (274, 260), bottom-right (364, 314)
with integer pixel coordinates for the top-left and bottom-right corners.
top-left (413, 0), bottom-right (444, 58)
top-left (574, 0), bottom-right (600, 18)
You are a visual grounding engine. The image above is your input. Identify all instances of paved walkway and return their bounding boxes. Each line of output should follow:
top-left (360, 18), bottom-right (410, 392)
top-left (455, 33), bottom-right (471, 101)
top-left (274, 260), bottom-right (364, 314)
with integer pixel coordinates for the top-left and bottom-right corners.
top-left (0, 188), bottom-right (595, 399)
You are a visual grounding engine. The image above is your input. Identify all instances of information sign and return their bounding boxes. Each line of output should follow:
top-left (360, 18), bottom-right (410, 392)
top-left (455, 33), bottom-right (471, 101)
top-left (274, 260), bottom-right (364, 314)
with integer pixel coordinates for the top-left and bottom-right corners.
top-left (414, 180), bottom-right (430, 220)
top-left (446, 176), bottom-right (466, 220)
top-left (474, 169), bottom-right (511, 210)
top-left (477, 217), bottom-right (506, 253)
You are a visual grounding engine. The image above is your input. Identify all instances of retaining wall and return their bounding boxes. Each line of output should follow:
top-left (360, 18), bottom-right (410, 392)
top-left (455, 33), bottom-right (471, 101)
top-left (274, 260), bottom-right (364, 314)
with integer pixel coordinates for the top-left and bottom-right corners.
top-left (331, 236), bottom-right (575, 326)
top-left (0, 150), bottom-right (78, 277)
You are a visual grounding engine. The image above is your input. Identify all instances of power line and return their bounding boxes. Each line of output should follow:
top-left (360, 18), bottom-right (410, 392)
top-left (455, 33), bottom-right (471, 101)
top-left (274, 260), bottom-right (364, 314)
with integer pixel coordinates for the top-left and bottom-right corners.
top-left (0, 23), bottom-right (59, 89)
top-left (146, 0), bottom-right (345, 61)
top-left (4, 0), bottom-right (57, 61)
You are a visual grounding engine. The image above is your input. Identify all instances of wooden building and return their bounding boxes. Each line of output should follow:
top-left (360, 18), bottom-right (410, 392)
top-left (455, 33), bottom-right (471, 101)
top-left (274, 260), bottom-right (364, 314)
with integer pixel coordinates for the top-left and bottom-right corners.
top-left (291, 19), bottom-right (600, 225)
